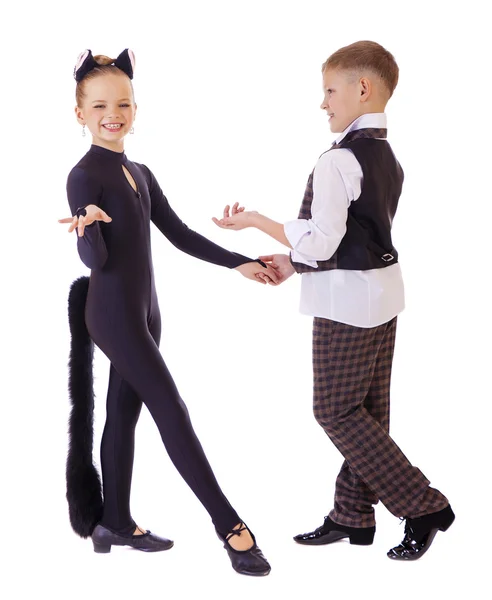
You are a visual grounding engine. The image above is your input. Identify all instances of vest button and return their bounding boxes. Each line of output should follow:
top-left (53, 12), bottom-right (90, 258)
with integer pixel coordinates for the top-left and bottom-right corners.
top-left (137, 192), bottom-right (141, 199)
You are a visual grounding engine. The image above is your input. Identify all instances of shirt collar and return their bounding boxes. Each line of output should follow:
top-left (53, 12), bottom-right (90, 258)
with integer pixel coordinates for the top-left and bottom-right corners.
top-left (89, 144), bottom-right (128, 163)
top-left (334, 113), bottom-right (387, 145)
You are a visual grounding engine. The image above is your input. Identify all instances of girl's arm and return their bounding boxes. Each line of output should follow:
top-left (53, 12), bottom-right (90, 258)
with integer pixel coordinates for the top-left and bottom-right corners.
top-left (141, 164), bottom-right (262, 269)
top-left (66, 167), bottom-right (109, 269)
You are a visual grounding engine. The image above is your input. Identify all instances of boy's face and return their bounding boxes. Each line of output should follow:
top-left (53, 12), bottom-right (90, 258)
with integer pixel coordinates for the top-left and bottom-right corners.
top-left (75, 73), bottom-right (137, 148)
top-left (320, 68), bottom-right (364, 133)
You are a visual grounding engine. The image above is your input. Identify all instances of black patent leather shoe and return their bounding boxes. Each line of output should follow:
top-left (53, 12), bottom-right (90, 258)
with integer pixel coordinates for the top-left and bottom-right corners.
top-left (92, 524), bottom-right (174, 553)
top-left (294, 515), bottom-right (375, 546)
top-left (216, 523), bottom-right (271, 576)
top-left (387, 504), bottom-right (455, 561)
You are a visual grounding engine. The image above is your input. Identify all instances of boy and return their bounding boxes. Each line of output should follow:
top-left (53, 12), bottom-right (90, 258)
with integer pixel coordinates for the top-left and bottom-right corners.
top-left (213, 40), bottom-right (454, 560)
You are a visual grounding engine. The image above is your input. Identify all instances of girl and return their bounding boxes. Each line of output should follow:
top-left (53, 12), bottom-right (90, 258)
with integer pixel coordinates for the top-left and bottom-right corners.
top-left (59, 48), bottom-right (276, 576)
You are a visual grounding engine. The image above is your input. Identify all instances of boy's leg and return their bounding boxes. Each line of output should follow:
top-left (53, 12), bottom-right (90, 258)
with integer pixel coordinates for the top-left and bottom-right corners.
top-left (313, 316), bottom-right (448, 521)
top-left (330, 460), bottom-right (377, 526)
top-left (329, 316), bottom-right (395, 527)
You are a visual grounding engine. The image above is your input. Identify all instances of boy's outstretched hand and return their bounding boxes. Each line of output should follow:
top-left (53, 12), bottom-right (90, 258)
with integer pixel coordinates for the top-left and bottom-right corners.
top-left (257, 254), bottom-right (295, 285)
top-left (212, 202), bottom-right (256, 230)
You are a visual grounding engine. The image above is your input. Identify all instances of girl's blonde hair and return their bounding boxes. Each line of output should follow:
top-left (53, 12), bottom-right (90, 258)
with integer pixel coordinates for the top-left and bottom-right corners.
top-left (75, 54), bottom-right (135, 107)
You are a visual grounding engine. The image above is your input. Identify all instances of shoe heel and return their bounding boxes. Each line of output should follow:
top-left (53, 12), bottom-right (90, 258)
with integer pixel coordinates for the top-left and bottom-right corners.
top-left (439, 512), bottom-right (455, 532)
top-left (93, 541), bottom-right (111, 553)
top-left (349, 527), bottom-right (375, 546)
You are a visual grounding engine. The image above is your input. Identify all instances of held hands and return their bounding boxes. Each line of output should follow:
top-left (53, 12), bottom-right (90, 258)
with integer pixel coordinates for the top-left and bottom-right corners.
top-left (58, 204), bottom-right (112, 237)
top-left (234, 261), bottom-right (281, 285)
top-left (257, 254), bottom-right (295, 285)
top-left (212, 202), bottom-right (257, 231)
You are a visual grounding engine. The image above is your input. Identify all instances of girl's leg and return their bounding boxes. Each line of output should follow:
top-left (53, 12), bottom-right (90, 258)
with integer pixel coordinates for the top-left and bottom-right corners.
top-left (147, 307), bottom-right (255, 550)
top-left (94, 316), bottom-right (242, 537)
top-left (99, 364), bottom-right (142, 535)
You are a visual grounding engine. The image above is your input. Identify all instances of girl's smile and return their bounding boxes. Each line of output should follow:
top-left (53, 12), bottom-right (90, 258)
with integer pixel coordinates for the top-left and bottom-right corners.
top-left (102, 123), bottom-right (124, 131)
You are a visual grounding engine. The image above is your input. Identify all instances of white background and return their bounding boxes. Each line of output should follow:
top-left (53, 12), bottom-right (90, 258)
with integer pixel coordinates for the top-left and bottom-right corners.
top-left (1, 1), bottom-right (490, 598)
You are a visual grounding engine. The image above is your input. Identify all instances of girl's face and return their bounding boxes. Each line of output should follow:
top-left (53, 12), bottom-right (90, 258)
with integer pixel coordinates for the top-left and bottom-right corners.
top-left (75, 73), bottom-right (137, 150)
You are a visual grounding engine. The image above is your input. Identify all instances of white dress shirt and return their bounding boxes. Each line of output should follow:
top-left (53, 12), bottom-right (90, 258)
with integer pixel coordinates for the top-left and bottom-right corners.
top-left (284, 113), bottom-right (405, 328)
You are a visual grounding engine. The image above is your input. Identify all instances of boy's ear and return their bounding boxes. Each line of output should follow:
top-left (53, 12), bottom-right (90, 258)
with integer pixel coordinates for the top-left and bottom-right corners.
top-left (360, 77), bottom-right (371, 101)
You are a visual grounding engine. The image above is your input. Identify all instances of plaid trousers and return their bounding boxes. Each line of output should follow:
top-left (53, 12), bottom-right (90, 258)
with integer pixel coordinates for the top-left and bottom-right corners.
top-left (313, 316), bottom-right (448, 528)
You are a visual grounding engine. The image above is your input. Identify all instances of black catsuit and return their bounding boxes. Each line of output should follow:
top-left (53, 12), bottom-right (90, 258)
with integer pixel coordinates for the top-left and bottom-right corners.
top-left (67, 143), bottom-right (256, 536)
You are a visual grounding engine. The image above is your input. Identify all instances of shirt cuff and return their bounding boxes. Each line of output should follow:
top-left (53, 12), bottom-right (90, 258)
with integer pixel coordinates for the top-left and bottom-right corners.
top-left (284, 219), bottom-right (318, 268)
top-left (284, 219), bottom-right (310, 247)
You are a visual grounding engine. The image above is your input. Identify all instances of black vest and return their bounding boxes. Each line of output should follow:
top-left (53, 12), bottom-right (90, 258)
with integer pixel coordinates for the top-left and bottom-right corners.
top-left (290, 127), bottom-right (404, 273)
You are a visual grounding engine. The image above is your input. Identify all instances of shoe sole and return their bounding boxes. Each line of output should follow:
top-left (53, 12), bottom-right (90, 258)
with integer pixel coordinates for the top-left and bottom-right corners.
top-left (232, 565), bottom-right (271, 577)
top-left (294, 530), bottom-right (374, 546)
top-left (294, 532), bottom-right (348, 546)
top-left (93, 541), bottom-right (174, 553)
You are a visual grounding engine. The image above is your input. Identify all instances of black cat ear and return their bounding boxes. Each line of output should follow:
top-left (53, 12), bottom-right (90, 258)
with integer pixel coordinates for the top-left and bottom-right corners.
top-left (74, 49), bottom-right (98, 82)
top-left (113, 48), bottom-right (135, 80)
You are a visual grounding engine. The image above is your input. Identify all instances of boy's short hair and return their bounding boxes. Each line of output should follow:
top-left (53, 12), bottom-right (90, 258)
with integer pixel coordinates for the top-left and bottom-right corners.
top-left (322, 41), bottom-right (399, 98)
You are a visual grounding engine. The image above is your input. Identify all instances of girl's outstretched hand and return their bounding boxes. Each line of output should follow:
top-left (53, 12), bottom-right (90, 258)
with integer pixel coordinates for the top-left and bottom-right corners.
top-left (58, 204), bottom-right (112, 237)
top-left (212, 202), bottom-right (257, 231)
top-left (234, 261), bottom-right (281, 285)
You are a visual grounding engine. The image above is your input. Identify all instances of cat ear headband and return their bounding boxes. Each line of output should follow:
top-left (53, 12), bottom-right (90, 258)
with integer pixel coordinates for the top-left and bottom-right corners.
top-left (73, 48), bottom-right (136, 82)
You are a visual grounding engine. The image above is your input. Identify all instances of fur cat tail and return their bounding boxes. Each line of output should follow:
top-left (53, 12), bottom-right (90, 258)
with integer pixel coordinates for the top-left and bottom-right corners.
top-left (66, 276), bottom-right (103, 537)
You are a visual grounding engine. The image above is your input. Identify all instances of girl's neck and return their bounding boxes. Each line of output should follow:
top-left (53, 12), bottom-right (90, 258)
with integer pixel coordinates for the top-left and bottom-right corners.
top-left (91, 136), bottom-right (125, 154)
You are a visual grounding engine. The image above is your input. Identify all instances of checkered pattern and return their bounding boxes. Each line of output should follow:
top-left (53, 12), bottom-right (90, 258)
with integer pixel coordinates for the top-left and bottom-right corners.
top-left (331, 127), bottom-right (388, 149)
top-left (312, 316), bottom-right (448, 527)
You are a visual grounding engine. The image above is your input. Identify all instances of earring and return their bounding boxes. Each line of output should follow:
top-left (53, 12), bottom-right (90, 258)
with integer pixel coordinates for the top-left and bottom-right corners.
top-left (82, 124), bottom-right (86, 137)
top-left (129, 126), bottom-right (134, 134)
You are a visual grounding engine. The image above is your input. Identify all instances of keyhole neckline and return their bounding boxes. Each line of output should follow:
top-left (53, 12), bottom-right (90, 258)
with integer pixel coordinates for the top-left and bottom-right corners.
top-left (122, 164), bottom-right (141, 198)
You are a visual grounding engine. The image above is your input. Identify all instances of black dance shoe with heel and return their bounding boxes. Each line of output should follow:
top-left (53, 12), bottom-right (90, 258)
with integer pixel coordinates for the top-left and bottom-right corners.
top-left (294, 515), bottom-right (375, 546)
top-left (216, 523), bottom-right (271, 576)
top-left (92, 524), bottom-right (174, 553)
top-left (387, 504), bottom-right (455, 561)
